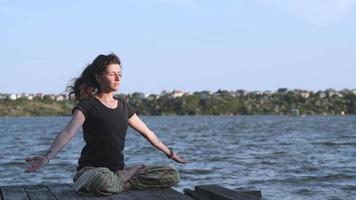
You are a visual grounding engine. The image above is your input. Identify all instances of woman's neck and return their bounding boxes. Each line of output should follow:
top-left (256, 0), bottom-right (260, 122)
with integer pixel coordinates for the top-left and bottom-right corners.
top-left (95, 92), bottom-right (115, 102)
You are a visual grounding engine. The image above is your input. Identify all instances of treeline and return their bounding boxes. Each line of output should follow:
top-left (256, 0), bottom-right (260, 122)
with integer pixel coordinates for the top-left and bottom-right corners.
top-left (0, 98), bottom-right (73, 116)
top-left (123, 90), bottom-right (356, 115)
top-left (1, 90), bottom-right (356, 116)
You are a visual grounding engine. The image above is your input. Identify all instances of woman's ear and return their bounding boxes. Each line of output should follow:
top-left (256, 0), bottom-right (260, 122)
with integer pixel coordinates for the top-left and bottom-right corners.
top-left (95, 74), bottom-right (101, 83)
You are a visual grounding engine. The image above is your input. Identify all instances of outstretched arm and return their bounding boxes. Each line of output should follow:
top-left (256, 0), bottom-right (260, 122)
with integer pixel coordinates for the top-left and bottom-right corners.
top-left (128, 114), bottom-right (188, 163)
top-left (25, 109), bottom-right (85, 172)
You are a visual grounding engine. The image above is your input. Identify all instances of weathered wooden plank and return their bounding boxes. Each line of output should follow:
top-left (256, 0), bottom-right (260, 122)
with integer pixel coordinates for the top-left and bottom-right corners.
top-left (195, 185), bottom-right (261, 200)
top-left (47, 184), bottom-right (83, 200)
top-left (129, 188), bottom-right (173, 196)
top-left (129, 189), bottom-right (162, 200)
top-left (164, 194), bottom-right (194, 200)
top-left (130, 188), bottom-right (193, 200)
top-left (184, 188), bottom-right (213, 200)
top-left (1, 186), bottom-right (29, 200)
top-left (200, 185), bottom-right (262, 199)
top-left (80, 195), bottom-right (111, 200)
top-left (134, 195), bottom-right (159, 200)
top-left (67, 184), bottom-right (111, 200)
top-left (233, 191), bottom-right (262, 199)
top-left (23, 185), bottom-right (56, 200)
top-left (109, 191), bottom-right (138, 200)
top-left (158, 189), bottom-right (193, 200)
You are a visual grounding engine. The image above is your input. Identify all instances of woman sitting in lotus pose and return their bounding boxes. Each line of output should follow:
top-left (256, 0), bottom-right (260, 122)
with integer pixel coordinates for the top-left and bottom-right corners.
top-left (25, 53), bottom-right (188, 196)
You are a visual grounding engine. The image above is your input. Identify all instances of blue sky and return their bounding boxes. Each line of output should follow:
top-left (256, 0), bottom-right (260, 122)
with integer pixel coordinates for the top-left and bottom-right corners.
top-left (1, 0), bottom-right (355, 94)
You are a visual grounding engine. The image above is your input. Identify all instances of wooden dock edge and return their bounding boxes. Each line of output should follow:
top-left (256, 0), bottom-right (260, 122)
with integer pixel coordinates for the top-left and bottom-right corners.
top-left (183, 184), bottom-right (262, 200)
top-left (1, 183), bottom-right (262, 200)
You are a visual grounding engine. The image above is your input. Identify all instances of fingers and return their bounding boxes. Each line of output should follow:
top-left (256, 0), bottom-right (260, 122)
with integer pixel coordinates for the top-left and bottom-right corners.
top-left (177, 155), bottom-right (188, 163)
top-left (177, 157), bottom-right (189, 163)
top-left (25, 167), bottom-right (39, 173)
top-left (25, 162), bottom-right (43, 173)
top-left (173, 154), bottom-right (189, 163)
top-left (25, 155), bottom-right (42, 162)
top-left (24, 155), bottom-right (45, 173)
top-left (25, 167), bottom-right (34, 173)
top-left (25, 164), bottom-right (37, 173)
top-left (25, 157), bottom-right (35, 162)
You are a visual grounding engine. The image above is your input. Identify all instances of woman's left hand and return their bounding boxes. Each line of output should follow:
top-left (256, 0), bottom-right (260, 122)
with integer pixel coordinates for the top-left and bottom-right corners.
top-left (171, 152), bottom-right (189, 163)
top-left (24, 155), bottom-right (49, 172)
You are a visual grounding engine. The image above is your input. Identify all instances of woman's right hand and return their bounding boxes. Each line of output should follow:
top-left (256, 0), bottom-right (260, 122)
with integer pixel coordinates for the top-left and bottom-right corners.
top-left (25, 155), bottom-right (49, 173)
top-left (171, 152), bottom-right (189, 164)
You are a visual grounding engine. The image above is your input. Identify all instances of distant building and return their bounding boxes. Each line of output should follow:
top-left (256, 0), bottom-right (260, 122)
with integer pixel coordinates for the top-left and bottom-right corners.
top-left (318, 92), bottom-right (326, 98)
top-left (335, 92), bottom-right (343, 98)
top-left (146, 94), bottom-right (159, 100)
top-left (56, 95), bottom-right (64, 101)
top-left (61, 93), bottom-right (69, 100)
top-left (9, 94), bottom-right (17, 100)
top-left (170, 90), bottom-right (184, 98)
top-left (300, 91), bottom-right (310, 98)
top-left (253, 91), bottom-right (263, 95)
top-left (50, 94), bottom-right (56, 100)
top-left (27, 95), bottom-right (34, 101)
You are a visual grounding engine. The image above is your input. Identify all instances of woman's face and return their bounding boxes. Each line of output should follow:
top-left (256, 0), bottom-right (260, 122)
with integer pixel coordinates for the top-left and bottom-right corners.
top-left (96, 63), bottom-right (122, 92)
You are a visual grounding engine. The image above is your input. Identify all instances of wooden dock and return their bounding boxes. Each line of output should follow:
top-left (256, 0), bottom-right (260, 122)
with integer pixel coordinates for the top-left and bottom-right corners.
top-left (0, 184), bottom-right (262, 200)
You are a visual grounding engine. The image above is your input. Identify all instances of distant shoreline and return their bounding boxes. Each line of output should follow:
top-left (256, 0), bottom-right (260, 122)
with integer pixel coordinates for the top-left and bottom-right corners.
top-left (1, 89), bottom-right (355, 116)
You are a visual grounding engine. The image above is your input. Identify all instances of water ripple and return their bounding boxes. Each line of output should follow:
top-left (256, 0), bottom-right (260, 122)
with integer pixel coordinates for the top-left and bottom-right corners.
top-left (0, 115), bottom-right (355, 200)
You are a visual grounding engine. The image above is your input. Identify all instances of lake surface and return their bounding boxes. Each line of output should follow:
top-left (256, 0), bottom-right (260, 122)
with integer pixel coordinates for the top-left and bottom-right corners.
top-left (0, 115), bottom-right (355, 200)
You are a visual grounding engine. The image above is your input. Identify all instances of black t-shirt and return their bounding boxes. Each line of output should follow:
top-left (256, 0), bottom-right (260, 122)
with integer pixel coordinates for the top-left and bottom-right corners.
top-left (72, 96), bottom-right (136, 172)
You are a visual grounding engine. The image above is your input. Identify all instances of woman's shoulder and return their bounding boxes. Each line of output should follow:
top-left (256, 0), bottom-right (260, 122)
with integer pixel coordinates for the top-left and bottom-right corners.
top-left (115, 96), bottom-right (131, 107)
top-left (114, 96), bottom-right (136, 117)
top-left (72, 96), bottom-right (95, 117)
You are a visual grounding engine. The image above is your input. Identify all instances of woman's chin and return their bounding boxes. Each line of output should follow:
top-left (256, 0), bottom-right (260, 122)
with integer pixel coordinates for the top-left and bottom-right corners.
top-left (112, 86), bottom-right (120, 92)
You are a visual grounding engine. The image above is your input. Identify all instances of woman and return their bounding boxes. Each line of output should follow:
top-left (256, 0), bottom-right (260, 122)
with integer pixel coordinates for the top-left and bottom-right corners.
top-left (25, 53), bottom-right (188, 196)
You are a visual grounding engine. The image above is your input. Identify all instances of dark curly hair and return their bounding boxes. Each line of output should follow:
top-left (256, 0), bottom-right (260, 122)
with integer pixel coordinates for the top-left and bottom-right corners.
top-left (67, 53), bottom-right (121, 102)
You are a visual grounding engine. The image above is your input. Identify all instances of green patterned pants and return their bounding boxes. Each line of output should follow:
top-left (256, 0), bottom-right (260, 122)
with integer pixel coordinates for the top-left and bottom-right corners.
top-left (73, 165), bottom-right (180, 196)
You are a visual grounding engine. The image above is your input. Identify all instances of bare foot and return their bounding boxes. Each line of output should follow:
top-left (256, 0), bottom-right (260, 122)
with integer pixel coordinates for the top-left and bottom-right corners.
top-left (122, 182), bottom-right (132, 191)
top-left (118, 164), bottom-right (145, 183)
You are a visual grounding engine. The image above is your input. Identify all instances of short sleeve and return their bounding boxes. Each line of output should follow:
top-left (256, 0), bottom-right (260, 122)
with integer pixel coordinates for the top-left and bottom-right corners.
top-left (72, 98), bottom-right (91, 118)
top-left (126, 100), bottom-right (136, 118)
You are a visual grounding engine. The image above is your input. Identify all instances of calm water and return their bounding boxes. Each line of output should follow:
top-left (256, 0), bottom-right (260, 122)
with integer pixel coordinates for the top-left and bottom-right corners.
top-left (0, 116), bottom-right (355, 200)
